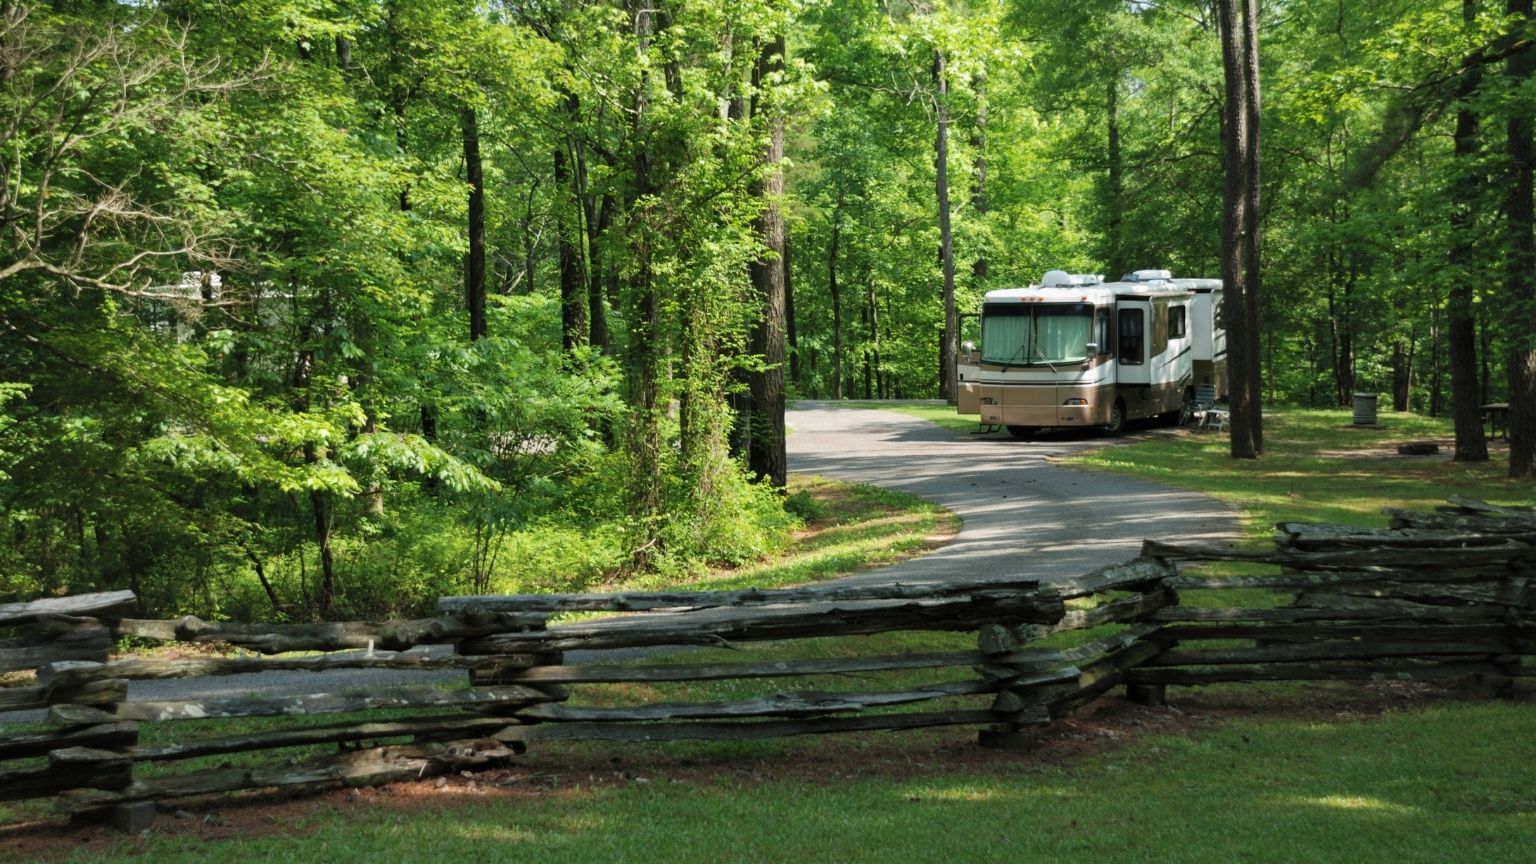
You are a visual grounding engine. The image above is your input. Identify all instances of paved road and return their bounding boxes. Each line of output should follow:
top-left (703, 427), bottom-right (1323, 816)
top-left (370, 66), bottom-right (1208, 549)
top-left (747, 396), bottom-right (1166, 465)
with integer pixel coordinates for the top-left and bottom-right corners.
top-left (788, 401), bottom-right (1235, 586)
top-left (2, 402), bottom-right (1235, 722)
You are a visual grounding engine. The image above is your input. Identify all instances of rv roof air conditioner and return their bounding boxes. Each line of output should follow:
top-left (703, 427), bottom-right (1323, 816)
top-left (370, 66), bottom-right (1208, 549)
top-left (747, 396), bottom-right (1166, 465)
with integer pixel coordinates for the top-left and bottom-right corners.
top-left (1122, 269), bottom-right (1173, 282)
top-left (1041, 270), bottom-right (1103, 288)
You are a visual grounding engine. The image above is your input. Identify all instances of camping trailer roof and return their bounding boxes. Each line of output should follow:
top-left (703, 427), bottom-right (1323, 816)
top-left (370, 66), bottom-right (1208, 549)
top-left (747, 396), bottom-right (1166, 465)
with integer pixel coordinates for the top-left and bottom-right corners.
top-left (983, 269), bottom-right (1203, 305)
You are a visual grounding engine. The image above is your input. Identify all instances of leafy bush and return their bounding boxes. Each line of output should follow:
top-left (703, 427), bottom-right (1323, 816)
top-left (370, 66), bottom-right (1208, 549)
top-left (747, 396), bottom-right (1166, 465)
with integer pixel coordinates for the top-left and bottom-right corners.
top-left (783, 489), bottom-right (825, 522)
top-left (487, 522), bottom-right (629, 594)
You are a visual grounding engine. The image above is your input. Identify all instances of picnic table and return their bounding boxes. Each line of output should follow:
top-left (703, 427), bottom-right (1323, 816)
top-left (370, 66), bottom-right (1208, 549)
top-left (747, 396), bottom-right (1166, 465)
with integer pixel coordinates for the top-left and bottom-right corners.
top-left (1481, 403), bottom-right (1509, 440)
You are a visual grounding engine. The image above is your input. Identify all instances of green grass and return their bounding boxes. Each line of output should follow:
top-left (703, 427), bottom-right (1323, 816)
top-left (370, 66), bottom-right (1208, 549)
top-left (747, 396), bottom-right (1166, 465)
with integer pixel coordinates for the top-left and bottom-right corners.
top-left (13, 702), bottom-right (1532, 863)
top-left (1062, 407), bottom-right (1530, 542)
top-left (612, 475), bottom-right (957, 594)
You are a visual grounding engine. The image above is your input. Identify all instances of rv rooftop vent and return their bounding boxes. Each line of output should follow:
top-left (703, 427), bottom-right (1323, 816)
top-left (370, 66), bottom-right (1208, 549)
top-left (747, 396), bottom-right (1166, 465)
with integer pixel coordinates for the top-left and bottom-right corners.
top-left (1123, 269), bottom-right (1173, 282)
top-left (1041, 270), bottom-right (1103, 288)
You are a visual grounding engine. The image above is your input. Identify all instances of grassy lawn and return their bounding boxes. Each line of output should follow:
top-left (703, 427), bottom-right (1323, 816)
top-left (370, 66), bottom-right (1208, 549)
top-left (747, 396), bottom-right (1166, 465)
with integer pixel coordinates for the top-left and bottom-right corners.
top-left (6, 408), bottom-right (1534, 861)
top-left (1061, 408), bottom-right (1529, 541)
top-left (11, 699), bottom-right (1531, 863)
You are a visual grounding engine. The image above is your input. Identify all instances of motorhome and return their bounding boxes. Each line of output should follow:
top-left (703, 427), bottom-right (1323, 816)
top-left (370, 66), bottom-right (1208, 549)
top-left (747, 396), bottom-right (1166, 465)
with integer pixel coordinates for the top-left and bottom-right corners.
top-left (955, 269), bottom-right (1226, 438)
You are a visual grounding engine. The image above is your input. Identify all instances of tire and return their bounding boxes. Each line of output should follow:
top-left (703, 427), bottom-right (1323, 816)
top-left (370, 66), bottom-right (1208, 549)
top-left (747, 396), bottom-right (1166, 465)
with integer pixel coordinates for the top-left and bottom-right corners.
top-left (1103, 400), bottom-right (1125, 435)
top-left (1006, 425), bottom-right (1038, 440)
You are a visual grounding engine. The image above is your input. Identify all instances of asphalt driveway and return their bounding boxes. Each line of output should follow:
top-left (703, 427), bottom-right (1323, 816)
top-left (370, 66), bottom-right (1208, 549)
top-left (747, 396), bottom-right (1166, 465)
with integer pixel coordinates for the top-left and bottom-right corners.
top-left (787, 401), bottom-right (1235, 586)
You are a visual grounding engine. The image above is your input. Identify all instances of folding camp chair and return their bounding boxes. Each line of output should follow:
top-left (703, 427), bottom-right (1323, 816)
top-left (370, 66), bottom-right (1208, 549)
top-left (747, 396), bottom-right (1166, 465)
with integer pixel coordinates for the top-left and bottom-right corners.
top-left (1180, 383), bottom-right (1218, 429)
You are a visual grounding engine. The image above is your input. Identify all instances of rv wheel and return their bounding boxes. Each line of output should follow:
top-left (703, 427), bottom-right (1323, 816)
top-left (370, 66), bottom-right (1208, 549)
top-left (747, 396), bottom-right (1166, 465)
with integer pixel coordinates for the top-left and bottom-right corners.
top-left (1103, 400), bottom-right (1125, 435)
top-left (1006, 425), bottom-right (1038, 440)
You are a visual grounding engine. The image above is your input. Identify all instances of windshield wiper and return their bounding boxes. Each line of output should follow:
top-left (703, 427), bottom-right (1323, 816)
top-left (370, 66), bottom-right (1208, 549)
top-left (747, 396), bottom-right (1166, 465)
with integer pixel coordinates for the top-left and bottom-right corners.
top-left (1030, 345), bottom-right (1059, 373)
top-left (997, 343), bottom-right (1029, 372)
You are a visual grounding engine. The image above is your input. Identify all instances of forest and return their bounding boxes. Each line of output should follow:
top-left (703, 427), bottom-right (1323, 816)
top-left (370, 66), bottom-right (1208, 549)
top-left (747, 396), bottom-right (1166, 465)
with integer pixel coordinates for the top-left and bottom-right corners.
top-left (1, 0), bottom-right (1532, 621)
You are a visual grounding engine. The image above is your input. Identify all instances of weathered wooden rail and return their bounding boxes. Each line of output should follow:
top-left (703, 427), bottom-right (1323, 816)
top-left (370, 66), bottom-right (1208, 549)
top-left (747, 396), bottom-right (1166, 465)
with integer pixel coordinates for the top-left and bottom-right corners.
top-left (0, 497), bottom-right (1530, 831)
top-left (1129, 497), bottom-right (1534, 696)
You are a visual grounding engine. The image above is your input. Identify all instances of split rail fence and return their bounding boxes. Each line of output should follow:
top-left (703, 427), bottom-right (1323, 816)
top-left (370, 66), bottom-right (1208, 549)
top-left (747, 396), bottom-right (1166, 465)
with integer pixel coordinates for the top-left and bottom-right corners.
top-left (1, 497), bottom-right (1531, 830)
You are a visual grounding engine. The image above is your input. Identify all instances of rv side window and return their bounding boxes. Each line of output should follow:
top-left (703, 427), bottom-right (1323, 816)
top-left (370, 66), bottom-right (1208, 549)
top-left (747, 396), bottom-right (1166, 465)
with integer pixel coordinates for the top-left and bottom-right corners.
top-left (1095, 308), bottom-right (1111, 355)
top-left (1118, 308), bottom-right (1144, 365)
top-left (1168, 305), bottom-right (1187, 339)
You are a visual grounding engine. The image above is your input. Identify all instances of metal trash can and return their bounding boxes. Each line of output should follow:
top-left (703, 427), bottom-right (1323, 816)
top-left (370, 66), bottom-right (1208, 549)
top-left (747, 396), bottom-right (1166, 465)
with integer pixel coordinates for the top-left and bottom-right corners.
top-left (1353, 392), bottom-right (1379, 426)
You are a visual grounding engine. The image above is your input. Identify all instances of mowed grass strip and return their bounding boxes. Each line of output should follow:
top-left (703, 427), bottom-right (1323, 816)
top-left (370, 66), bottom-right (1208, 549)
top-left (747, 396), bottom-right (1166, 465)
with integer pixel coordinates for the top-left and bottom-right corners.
top-left (1059, 407), bottom-right (1527, 539)
top-left (13, 702), bottom-right (1532, 863)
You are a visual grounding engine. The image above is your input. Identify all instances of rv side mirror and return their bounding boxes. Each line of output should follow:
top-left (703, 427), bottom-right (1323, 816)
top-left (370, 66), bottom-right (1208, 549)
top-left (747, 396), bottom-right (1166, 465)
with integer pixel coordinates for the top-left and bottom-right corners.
top-left (1085, 342), bottom-right (1098, 353)
top-left (962, 340), bottom-right (975, 353)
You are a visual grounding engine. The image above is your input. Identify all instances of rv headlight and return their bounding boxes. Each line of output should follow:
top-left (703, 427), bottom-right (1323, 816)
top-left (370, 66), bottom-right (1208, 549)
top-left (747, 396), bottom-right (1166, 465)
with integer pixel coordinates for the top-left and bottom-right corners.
top-left (1062, 397), bottom-right (1088, 406)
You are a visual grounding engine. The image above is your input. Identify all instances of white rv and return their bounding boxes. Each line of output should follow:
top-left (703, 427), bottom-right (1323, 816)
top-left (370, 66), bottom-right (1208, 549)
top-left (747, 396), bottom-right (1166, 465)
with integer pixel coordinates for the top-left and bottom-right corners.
top-left (956, 269), bottom-right (1226, 438)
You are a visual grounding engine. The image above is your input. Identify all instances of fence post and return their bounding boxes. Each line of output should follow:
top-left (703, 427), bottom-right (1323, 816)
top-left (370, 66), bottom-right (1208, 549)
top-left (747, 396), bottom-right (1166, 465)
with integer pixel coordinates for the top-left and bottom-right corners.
top-left (453, 608), bottom-right (560, 744)
top-left (976, 623), bottom-right (1045, 751)
top-left (1126, 579), bottom-right (1177, 706)
top-left (42, 614), bottom-right (147, 832)
top-left (1479, 573), bottom-right (1531, 699)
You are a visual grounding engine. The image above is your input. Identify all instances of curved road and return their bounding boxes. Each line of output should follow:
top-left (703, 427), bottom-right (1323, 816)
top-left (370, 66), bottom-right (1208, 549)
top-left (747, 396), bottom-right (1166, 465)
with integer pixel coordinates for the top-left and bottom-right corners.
top-left (788, 401), bottom-right (1234, 586)
top-left (2, 402), bottom-right (1235, 721)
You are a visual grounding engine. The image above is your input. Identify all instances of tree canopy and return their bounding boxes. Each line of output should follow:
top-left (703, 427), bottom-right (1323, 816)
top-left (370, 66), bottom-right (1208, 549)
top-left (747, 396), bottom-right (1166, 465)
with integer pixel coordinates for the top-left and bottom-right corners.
top-left (1, 0), bottom-right (1531, 618)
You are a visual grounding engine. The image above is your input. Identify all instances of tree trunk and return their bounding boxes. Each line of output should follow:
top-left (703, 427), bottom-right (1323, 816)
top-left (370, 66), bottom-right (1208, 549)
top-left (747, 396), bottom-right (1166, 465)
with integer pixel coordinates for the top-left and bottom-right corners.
top-left (829, 202), bottom-right (844, 400)
top-left (1429, 298), bottom-right (1444, 417)
top-left (1339, 262), bottom-right (1358, 404)
top-left (747, 34), bottom-right (788, 487)
top-left (1449, 0), bottom-right (1488, 460)
top-left (1105, 74), bottom-right (1124, 276)
top-left (785, 233), bottom-right (800, 388)
top-left (1507, 0), bottom-right (1536, 476)
top-left (934, 49), bottom-right (957, 404)
top-left (587, 190), bottom-right (613, 352)
top-left (625, 0), bottom-right (664, 564)
top-left (554, 141), bottom-right (586, 350)
top-left (309, 489), bottom-right (335, 619)
top-left (1217, 0), bottom-right (1262, 458)
top-left (1392, 339), bottom-right (1409, 411)
top-left (1239, 0), bottom-right (1264, 451)
top-left (463, 107), bottom-right (487, 342)
top-left (862, 341), bottom-right (872, 399)
top-left (725, 74), bottom-right (752, 463)
top-left (972, 71), bottom-right (989, 285)
top-left (1326, 200), bottom-right (1357, 407)
top-left (867, 282), bottom-right (882, 400)
top-left (387, 3), bottom-right (412, 213)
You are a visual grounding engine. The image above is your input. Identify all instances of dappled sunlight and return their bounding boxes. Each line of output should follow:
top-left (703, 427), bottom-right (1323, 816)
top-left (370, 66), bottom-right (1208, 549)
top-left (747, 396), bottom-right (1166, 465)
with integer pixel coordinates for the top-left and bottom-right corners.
top-left (438, 818), bottom-right (540, 844)
top-left (899, 783), bottom-right (1005, 803)
top-left (1286, 794), bottom-right (1424, 816)
top-left (1062, 406), bottom-right (1521, 545)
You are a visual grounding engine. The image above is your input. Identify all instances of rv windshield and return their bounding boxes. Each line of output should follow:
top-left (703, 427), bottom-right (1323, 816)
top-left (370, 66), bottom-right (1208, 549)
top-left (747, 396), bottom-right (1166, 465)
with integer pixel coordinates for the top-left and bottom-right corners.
top-left (980, 303), bottom-right (1094, 366)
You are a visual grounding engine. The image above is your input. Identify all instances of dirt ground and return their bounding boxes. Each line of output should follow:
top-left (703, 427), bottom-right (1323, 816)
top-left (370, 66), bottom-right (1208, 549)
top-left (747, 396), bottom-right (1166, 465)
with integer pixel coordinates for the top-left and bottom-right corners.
top-left (0, 680), bottom-right (1505, 862)
top-left (1315, 434), bottom-right (1509, 460)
